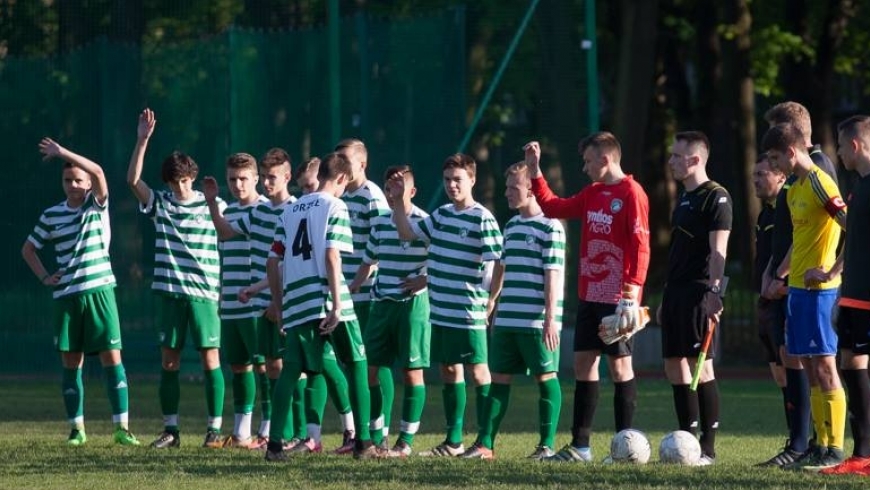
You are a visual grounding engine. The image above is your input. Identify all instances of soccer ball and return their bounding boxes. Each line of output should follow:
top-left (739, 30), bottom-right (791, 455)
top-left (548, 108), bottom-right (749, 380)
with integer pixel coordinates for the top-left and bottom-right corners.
top-left (609, 429), bottom-right (651, 464)
top-left (658, 430), bottom-right (701, 464)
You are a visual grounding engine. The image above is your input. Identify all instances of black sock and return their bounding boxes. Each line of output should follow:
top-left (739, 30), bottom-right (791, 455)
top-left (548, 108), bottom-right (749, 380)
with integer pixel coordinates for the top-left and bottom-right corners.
top-left (785, 367), bottom-right (810, 452)
top-left (842, 368), bottom-right (870, 457)
top-left (571, 380), bottom-right (599, 447)
top-left (697, 380), bottom-right (720, 458)
top-left (613, 378), bottom-right (637, 432)
top-left (781, 386), bottom-right (791, 433)
top-left (671, 384), bottom-right (699, 435)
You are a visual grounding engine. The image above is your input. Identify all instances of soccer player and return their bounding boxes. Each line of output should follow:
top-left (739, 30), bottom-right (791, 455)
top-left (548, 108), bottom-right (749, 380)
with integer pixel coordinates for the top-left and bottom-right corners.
top-left (390, 153), bottom-right (503, 457)
top-left (126, 108), bottom-right (226, 449)
top-left (201, 153), bottom-right (266, 448)
top-left (264, 151), bottom-right (379, 461)
top-left (526, 133), bottom-right (650, 463)
top-left (657, 131), bottom-right (731, 466)
top-left (759, 101), bottom-right (839, 467)
top-left (460, 160), bottom-right (565, 460)
top-left (22, 138), bottom-right (140, 447)
top-left (763, 122), bottom-right (847, 471)
top-left (750, 153), bottom-right (790, 465)
top-left (335, 139), bottom-right (393, 448)
top-left (819, 115), bottom-right (870, 475)
top-left (350, 165), bottom-right (431, 458)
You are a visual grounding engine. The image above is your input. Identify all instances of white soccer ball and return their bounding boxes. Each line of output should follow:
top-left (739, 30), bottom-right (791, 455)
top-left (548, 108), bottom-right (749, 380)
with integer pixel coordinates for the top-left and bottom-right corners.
top-left (658, 430), bottom-right (701, 465)
top-left (609, 429), bottom-right (652, 464)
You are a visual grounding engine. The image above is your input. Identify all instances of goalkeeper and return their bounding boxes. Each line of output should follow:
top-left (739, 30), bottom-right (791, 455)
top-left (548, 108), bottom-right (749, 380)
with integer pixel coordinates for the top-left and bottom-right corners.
top-left (526, 134), bottom-right (651, 463)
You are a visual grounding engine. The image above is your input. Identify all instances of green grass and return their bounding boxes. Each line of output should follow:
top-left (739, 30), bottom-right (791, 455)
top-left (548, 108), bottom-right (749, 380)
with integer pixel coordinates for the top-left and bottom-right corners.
top-left (0, 376), bottom-right (864, 489)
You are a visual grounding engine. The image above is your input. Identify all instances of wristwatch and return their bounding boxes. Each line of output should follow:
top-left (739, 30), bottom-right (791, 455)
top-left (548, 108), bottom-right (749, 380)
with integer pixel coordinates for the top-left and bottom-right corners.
top-left (707, 284), bottom-right (721, 294)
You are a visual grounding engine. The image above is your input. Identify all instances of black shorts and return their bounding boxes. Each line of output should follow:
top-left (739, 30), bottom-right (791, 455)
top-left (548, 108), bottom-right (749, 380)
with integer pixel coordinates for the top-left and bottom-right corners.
top-left (757, 297), bottom-right (785, 364)
top-left (660, 283), bottom-right (718, 359)
top-left (837, 306), bottom-right (870, 355)
top-left (573, 300), bottom-right (632, 357)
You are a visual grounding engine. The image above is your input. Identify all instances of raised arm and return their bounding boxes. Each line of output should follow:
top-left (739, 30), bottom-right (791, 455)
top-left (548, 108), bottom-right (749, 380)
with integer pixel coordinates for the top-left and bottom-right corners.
top-left (202, 176), bottom-right (240, 240)
top-left (524, 140), bottom-right (586, 220)
top-left (39, 138), bottom-right (108, 203)
top-left (387, 172), bottom-right (420, 241)
top-left (127, 108), bottom-right (156, 205)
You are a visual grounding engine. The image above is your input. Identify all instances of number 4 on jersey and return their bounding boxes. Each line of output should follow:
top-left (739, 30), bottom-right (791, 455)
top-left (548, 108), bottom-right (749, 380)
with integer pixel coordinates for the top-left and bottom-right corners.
top-left (292, 218), bottom-right (313, 260)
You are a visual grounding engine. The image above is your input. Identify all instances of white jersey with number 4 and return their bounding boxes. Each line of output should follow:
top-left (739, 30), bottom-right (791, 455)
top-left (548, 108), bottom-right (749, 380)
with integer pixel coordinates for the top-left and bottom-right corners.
top-left (271, 191), bottom-right (356, 330)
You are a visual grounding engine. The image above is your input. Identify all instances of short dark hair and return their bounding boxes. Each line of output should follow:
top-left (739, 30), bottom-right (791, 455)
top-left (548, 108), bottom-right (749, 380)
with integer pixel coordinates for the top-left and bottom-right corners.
top-left (294, 157), bottom-right (320, 179)
top-left (334, 138), bottom-right (367, 160)
top-left (675, 131), bottom-right (711, 155)
top-left (318, 152), bottom-right (352, 182)
top-left (837, 115), bottom-right (870, 140)
top-left (579, 131), bottom-right (621, 160)
top-left (765, 101), bottom-right (812, 139)
top-left (384, 164), bottom-right (413, 185)
top-left (442, 153), bottom-right (476, 179)
top-left (161, 151), bottom-right (198, 183)
top-left (761, 123), bottom-right (807, 154)
top-left (226, 152), bottom-right (257, 171)
top-left (260, 148), bottom-right (291, 170)
top-left (755, 152), bottom-right (767, 164)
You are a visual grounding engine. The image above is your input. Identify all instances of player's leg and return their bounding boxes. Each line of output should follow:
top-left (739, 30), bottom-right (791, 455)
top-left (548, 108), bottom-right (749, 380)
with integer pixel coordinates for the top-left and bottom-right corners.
top-left (417, 324), bottom-right (465, 456)
top-left (56, 295), bottom-right (86, 445)
top-left (318, 349), bottom-right (355, 454)
top-left (189, 299), bottom-right (225, 447)
top-left (363, 300), bottom-right (398, 447)
top-left (455, 328), bottom-right (492, 458)
top-left (357, 301), bottom-right (394, 447)
top-left (223, 317), bottom-right (258, 447)
top-left (524, 328), bottom-right (561, 459)
top-left (330, 319), bottom-right (379, 458)
top-left (152, 294), bottom-right (185, 448)
top-left (606, 348), bottom-right (636, 432)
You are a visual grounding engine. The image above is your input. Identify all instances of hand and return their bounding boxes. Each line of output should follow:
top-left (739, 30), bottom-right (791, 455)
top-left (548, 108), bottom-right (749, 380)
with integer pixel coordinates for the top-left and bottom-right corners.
top-left (486, 297), bottom-right (498, 325)
top-left (319, 310), bottom-right (340, 335)
top-left (348, 278), bottom-right (362, 294)
top-left (202, 176), bottom-right (219, 203)
top-left (266, 301), bottom-right (281, 323)
top-left (542, 319), bottom-right (559, 352)
top-left (386, 171), bottom-right (410, 208)
top-left (598, 307), bottom-right (651, 345)
top-left (804, 267), bottom-right (830, 288)
top-left (522, 141), bottom-right (542, 178)
top-left (42, 269), bottom-right (64, 286)
top-left (137, 108), bottom-right (156, 141)
top-left (615, 296), bottom-right (640, 332)
top-left (38, 137), bottom-right (64, 160)
top-left (401, 274), bottom-right (427, 295)
top-left (763, 276), bottom-right (788, 299)
top-left (238, 287), bottom-right (253, 304)
top-left (701, 290), bottom-right (723, 321)
top-left (655, 304), bottom-right (662, 325)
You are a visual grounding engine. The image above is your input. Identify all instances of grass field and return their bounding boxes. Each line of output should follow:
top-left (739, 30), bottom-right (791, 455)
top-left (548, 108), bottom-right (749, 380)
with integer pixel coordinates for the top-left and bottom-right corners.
top-left (0, 375), bottom-right (865, 489)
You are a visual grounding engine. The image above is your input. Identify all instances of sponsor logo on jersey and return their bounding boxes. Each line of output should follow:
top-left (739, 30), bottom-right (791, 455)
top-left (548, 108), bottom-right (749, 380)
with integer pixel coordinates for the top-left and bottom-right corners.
top-left (459, 228), bottom-right (469, 239)
top-left (525, 235), bottom-right (536, 246)
top-left (587, 209), bottom-right (613, 234)
top-left (610, 199), bottom-right (623, 213)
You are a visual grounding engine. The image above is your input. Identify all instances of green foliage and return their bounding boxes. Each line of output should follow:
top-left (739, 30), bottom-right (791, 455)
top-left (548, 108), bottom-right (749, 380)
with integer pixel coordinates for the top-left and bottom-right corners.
top-left (750, 25), bottom-right (814, 97)
top-left (0, 379), bottom-right (864, 489)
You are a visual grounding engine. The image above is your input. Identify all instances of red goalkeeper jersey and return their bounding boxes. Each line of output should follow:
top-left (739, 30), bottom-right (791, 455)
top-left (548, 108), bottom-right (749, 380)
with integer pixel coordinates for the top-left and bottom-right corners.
top-left (532, 175), bottom-right (650, 304)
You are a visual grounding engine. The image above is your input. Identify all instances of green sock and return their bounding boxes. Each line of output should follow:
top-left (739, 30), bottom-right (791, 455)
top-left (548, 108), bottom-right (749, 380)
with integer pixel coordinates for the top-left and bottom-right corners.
top-left (370, 381), bottom-right (384, 445)
top-left (323, 356), bottom-right (351, 413)
top-left (292, 377), bottom-right (307, 439)
top-left (378, 367), bottom-right (394, 435)
top-left (305, 374), bottom-right (327, 425)
top-left (262, 375), bottom-right (276, 421)
top-left (444, 382), bottom-right (466, 445)
top-left (268, 365), bottom-right (300, 444)
top-left (233, 370), bottom-right (256, 415)
top-left (159, 369), bottom-right (180, 430)
top-left (480, 383), bottom-right (509, 449)
top-left (539, 377), bottom-right (562, 448)
top-left (204, 367), bottom-right (225, 419)
top-left (399, 383), bottom-right (426, 445)
top-left (475, 383), bottom-right (491, 439)
top-left (62, 367), bottom-right (84, 425)
top-left (347, 360), bottom-right (372, 441)
top-left (103, 364), bottom-right (129, 422)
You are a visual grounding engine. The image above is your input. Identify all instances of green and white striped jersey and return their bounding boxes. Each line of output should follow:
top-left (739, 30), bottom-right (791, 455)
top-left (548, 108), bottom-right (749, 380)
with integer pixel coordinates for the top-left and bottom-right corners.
top-left (219, 196), bottom-right (268, 319)
top-left (411, 202), bottom-right (503, 330)
top-left (341, 180), bottom-right (389, 302)
top-left (493, 213), bottom-right (565, 330)
top-left (141, 189), bottom-right (224, 302)
top-left (363, 206), bottom-right (429, 301)
top-left (27, 193), bottom-right (116, 299)
top-left (230, 196), bottom-right (296, 311)
top-left (271, 192), bottom-right (356, 330)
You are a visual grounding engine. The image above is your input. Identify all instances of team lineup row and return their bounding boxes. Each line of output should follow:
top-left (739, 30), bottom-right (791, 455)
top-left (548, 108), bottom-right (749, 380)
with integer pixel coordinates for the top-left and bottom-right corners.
top-left (19, 103), bottom-right (870, 474)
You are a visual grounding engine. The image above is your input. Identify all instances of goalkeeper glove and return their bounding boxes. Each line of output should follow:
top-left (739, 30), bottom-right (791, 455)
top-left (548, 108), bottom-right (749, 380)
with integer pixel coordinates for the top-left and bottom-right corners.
top-left (599, 306), bottom-right (651, 345)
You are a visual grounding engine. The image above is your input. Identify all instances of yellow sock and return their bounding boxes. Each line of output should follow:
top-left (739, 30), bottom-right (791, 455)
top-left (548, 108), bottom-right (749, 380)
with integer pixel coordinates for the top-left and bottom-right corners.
top-left (810, 387), bottom-right (828, 447)
top-left (823, 388), bottom-right (847, 450)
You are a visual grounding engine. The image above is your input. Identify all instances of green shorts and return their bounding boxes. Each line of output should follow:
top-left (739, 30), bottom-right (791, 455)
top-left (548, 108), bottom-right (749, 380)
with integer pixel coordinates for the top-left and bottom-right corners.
top-left (365, 294), bottom-right (431, 369)
top-left (431, 324), bottom-right (488, 365)
top-left (257, 314), bottom-right (285, 361)
top-left (355, 301), bottom-right (371, 332)
top-left (54, 286), bottom-right (122, 355)
top-left (283, 321), bottom-right (327, 374)
top-left (328, 319), bottom-right (367, 364)
top-left (222, 317), bottom-right (259, 365)
top-left (489, 327), bottom-right (560, 375)
top-left (155, 294), bottom-right (221, 350)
